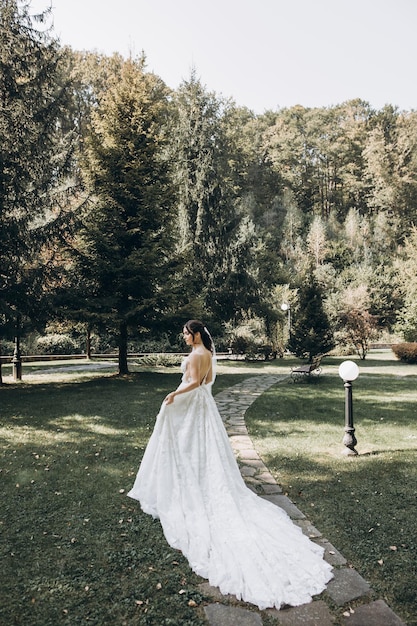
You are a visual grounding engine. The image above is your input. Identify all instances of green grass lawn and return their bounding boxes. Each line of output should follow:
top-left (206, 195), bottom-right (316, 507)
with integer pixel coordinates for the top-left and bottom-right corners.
top-left (0, 365), bottom-right (249, 626)
top-left (244, 352), bottom-right (417, 626)
top-left (0, 353), bottom-right (416, 625)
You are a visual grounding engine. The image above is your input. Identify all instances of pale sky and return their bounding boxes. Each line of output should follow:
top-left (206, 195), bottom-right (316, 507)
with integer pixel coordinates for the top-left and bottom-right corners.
top-left (34, 0), bottom-right (417, 113)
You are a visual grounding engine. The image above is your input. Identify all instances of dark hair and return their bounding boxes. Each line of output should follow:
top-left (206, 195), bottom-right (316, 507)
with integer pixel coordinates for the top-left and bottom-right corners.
top-left (184, 319), bottom-right (213, 354)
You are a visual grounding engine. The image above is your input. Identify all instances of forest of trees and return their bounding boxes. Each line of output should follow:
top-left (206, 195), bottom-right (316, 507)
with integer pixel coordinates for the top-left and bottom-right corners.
top-left (1, 0), bottom-right (417, 377)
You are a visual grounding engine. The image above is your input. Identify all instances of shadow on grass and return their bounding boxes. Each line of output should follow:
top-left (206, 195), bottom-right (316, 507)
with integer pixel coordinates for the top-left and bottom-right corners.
top-left (251, 374), bottom-right (417, 430)
top-left (1, 363), bottom-right (415, 624)
top-left (0, 372), bottom-right (213, 626)
top-left (0, 373), bottom-right (177, 435)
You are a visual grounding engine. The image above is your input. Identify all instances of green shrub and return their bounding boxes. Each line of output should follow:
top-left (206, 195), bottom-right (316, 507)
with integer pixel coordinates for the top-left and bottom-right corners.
top-left (391, 342), bottom-right (417, 363)
top-left (0, 339), bottom-right (15, 356)
top-left (134, 336), bottom-right (178, 353)
top-left (245, 344), bottom-right (275, 361)
top-left (135, 353), bottom-right (184, 367)
top-left (36, 333), bottom-right (79, 355)
top-left (231, 335), bottom-right (252, 354)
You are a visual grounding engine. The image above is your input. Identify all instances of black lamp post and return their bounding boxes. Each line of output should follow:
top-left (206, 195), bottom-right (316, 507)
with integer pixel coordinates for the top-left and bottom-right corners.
top-left (281, 303), bottom-right (291, 338)
top-left (339, 360), bottom-right (359, 456)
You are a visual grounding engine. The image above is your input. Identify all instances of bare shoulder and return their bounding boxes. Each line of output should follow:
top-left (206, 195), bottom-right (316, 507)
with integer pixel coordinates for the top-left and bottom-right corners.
top-left (189, 349), bottom-right (211, 367)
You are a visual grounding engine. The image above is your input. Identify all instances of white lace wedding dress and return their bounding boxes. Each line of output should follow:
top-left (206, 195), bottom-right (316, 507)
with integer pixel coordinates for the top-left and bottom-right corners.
top-left (127, 358), bottom-right (333, 610)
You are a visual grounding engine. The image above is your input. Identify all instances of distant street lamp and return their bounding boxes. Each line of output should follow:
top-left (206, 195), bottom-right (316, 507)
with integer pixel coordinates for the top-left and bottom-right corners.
top-left (339, 360), bottom-right (359, 456)
top-left (281, 302), bottom-right (291, 337)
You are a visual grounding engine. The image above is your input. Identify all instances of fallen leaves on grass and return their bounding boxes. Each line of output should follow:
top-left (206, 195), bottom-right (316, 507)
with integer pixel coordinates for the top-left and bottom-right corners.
top-left (343, 607), bottom-right (355, 617)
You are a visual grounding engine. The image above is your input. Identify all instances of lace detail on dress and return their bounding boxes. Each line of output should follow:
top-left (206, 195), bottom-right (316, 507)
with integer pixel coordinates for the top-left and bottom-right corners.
top-left (180, 357), bottom-right (189, 381)
top-left (127, 365), bottom-right (333, 610)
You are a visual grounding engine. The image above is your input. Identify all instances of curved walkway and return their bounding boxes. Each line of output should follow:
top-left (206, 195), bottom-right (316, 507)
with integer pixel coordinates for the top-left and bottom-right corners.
top-left (200, 375), bottom-right (406, 626)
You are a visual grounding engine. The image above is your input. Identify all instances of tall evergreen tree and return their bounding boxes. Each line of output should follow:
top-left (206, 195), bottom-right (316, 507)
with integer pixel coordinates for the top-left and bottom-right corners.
top-left (0, 0), bottom-right (74, 380)
top-left (172, 73), bottom-right (259, 323)
top-left (76, 57), bottom-right (175, 375)
top-left (289, 272), bottom-right (335, 361)
top-left (394, 228), bottom-right (417, 341)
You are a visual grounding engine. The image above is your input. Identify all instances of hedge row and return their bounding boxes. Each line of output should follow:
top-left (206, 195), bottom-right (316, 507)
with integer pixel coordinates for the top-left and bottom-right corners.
top-left (135, 353), bottom-right (184, 367)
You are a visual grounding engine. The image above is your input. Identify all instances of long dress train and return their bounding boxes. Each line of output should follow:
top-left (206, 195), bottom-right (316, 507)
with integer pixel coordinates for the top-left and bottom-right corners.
top-left (127, 360), bottom-right (333, 610)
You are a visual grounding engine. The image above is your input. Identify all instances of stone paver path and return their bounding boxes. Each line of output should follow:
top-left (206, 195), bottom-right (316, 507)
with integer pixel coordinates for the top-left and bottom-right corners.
top-left (200, 375), bottom-right (406, 626)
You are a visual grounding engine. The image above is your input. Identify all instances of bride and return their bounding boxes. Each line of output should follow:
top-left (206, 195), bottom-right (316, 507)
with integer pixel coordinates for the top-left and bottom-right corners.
top-left (128, 319), bottom-right (333, 610)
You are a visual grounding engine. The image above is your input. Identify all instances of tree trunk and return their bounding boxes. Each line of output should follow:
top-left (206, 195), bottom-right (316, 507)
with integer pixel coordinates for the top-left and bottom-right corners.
top-left (86, 326), bottom-right (91, 359)
top-left (118, 321), bottom-right (129, 375)
top-left (0, 342), bottom-right (3, 385)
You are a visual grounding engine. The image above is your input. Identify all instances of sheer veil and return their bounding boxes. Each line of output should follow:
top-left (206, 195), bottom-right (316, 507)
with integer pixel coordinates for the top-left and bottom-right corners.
top-left (204, 326), bottom-right (216, 384)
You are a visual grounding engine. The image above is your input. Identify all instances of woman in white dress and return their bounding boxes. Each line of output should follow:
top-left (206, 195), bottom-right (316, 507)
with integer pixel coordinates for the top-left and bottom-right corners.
top-left (128, 320), bottom-right (333, 610)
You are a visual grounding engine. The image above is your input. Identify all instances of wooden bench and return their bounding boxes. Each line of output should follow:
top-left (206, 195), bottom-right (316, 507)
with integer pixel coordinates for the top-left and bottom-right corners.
top-left (290, 355), bottom-right (323, 381)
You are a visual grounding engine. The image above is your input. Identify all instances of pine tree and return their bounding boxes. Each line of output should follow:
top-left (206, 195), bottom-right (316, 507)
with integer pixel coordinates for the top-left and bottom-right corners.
top-left (0, 0), bottom-right (74, 381)
top-left (172, 73), bottom-right (259, 323)
top-left (288, 272), bottom-right (335, 361)
top-left (77, 57), bottom-right (175, 375)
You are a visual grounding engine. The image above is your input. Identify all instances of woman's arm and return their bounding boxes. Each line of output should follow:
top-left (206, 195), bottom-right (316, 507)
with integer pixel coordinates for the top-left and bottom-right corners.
top-left (164, 352), bottom-right (203, 404)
